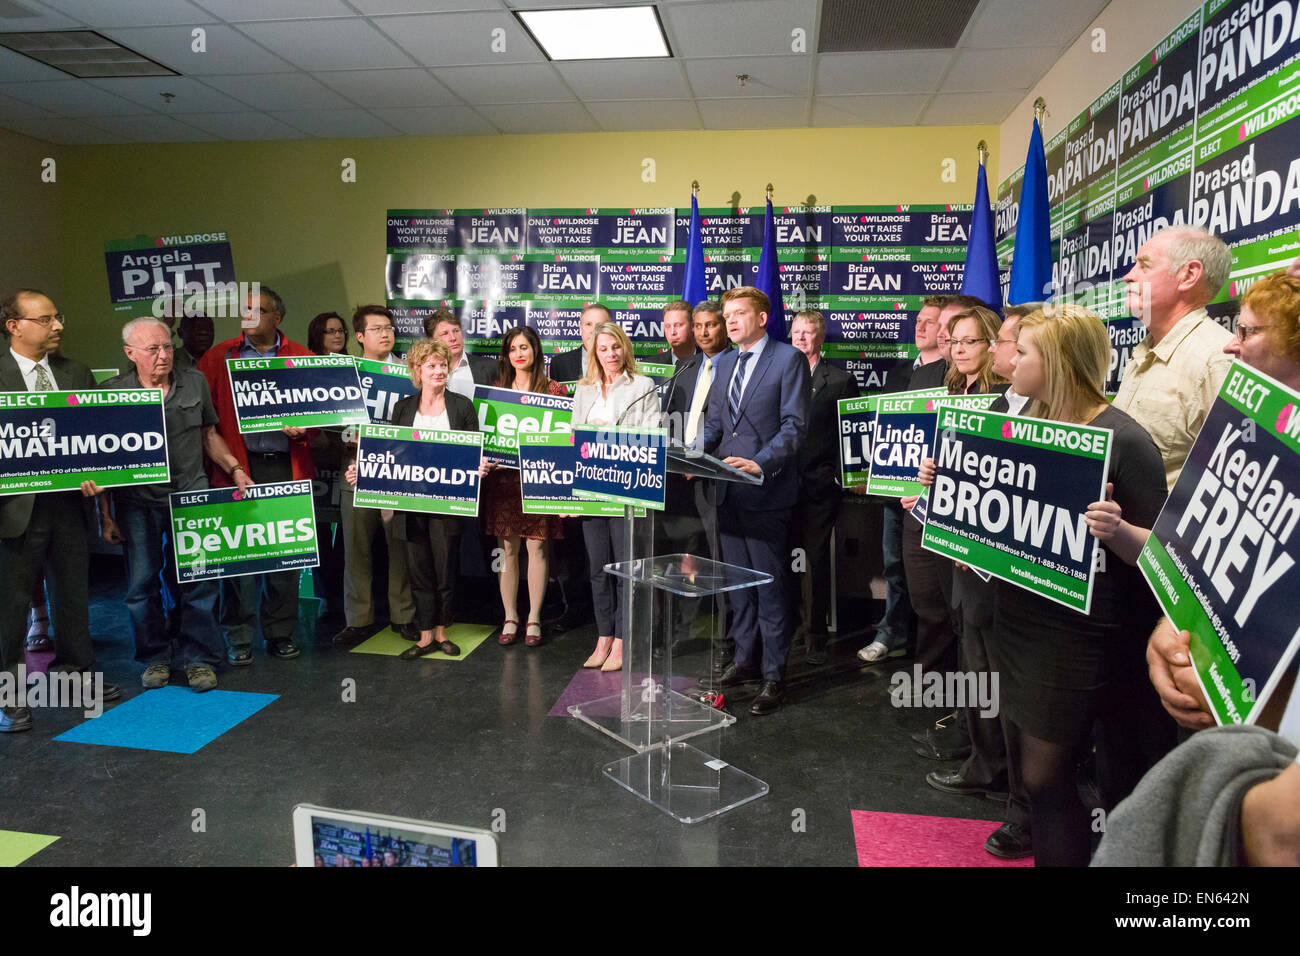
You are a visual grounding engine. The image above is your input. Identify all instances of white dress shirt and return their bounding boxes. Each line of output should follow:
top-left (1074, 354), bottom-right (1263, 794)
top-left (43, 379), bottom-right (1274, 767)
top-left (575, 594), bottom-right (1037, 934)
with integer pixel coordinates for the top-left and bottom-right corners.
top-left (10, 349), bottom-right (57, 391)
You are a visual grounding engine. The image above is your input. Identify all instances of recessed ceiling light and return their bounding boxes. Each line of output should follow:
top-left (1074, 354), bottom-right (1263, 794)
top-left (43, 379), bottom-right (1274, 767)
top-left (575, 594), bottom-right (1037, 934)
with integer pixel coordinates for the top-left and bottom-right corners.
top-left (0, 30), bottom-right (177, 77)
top-left (516, 6), bottom-right (670, 61)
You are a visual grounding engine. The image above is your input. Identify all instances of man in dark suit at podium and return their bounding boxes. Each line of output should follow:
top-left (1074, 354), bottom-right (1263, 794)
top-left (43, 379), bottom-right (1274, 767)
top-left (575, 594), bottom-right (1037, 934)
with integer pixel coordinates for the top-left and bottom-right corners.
top-left (789, 310), bottom-right (859, 665)
top-left (698, 287), bottom-right (810, 715)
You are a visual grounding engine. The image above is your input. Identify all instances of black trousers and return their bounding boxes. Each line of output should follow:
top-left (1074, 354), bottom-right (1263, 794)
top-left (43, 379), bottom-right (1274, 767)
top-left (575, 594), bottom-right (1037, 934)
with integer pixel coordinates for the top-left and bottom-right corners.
top-left (0, 492), bottom-right (92, 679)
top-left (405, 514), bottom-right (461, 630)
top-left (900, 514), bottom-right (958, 674)
top-left (790, 483), bottom-right (840, 638)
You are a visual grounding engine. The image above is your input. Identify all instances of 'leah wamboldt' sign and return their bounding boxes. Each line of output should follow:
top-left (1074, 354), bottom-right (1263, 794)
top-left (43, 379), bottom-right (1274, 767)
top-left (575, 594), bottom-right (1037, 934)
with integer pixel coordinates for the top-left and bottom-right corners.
top-left (0, 389), bottom-right (168, 495)
top-left (169, 480), bottom-right (318, 582)
top-left (1140, 362), bottom-right (1300, 727)
top-left (227, 355), bottom-right (369, 432)
top-left (922, 407), bottom-right (1111, 613)
top-left (472, 385), bottom-right (573, 468)
top-left (352, 424), bottom-right (483, 517)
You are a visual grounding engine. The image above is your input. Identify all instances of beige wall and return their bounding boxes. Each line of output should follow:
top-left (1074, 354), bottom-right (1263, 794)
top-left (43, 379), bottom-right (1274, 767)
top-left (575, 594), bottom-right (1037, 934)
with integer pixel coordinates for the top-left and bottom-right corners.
top-left (53, 123), bottom-right (997, 368)
top-left (998, 0), bottom-right (1204, 181)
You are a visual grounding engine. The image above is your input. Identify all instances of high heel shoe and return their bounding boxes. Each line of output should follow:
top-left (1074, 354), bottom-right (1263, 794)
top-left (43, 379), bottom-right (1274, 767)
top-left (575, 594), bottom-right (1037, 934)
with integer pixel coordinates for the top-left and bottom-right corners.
top-left (583, 635), bottom-right (614, 668)
top-left (498, 620), bottom-right (519, 646)
top-left (600, 639), bottom-right (623, 672)
top-left (524, 622), bottom-right (544, 646)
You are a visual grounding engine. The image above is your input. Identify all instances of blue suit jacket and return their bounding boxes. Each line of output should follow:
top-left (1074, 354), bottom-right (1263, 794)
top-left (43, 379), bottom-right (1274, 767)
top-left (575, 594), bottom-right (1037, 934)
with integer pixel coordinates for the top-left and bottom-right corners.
top-left (699, 337), bottom-right (810, 511)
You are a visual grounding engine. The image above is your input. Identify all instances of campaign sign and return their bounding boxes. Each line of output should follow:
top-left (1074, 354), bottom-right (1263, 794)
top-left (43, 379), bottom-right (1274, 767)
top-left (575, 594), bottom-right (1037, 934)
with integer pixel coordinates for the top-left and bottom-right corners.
top-left (1139, 363), bottom-right (1300, 726)
top-left (104, 231), bottom-right (236, 311)
top-left (909, 490), bottom-right (994, 582)
top-left (518, 432), bottom-right (622, 517)
top-left (922, 408), bottom-right (1111, 613)
top-left (866, 388), bottom-right (951, 496)
top-left (228, 355), bottom-right (368, 432)
top-left (0, 388), bottom-right (168, 495)
top-left (169, 480), bottom-right (318, 582)
top-left (472, 385), bottom-right (573, 468)
top-left (354, 357), bottom-right (417, 424)
top-left (353, 424), bottom-right (483, 517)
top-left (838, 394), bottom-right (878, 488)
top-left (571, 425), bottom-right (667, 510)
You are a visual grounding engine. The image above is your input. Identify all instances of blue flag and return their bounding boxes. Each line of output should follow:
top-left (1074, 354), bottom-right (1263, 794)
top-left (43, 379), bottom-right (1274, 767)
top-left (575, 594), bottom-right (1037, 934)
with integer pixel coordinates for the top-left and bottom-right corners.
top-left (960, 159), bottom-right (1002, 314)
top-left (754, 197), bottom-right (787, 341)
top-left (1007, 118), bottom-right (1053, 305)
top-left (681, 193), bottom-right (707, 306)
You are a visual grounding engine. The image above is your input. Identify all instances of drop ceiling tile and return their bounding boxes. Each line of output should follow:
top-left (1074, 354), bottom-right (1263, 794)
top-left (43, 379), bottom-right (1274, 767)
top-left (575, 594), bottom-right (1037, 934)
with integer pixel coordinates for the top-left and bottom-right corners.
top-left (0, 80), bottom-right (146, 116)
top-left (190, 0), bottom-right (356, 19)
top-left (201, 72), bottom-right (357, 110)
top-left (696, 96), bottom-right (809, 129)
top-left (816, 51), bottom-right (952, 95)
top-left (101, 25), bottom-right (296, 75)
top-left (0, 1), bottom-right (78, 31)
top-left (684, 56), bottom-right (810, 98)
top-left (941, 46), bottom-right (1061, 93)
top-left (586, 98), bottom-right (701, 131)
top-left (372, 12), bottom-right (543, 67)
top-left (962, 0), bottom-right (1109, 48)
top-left (476, 101), bottom-right (598, 134)
top-left (87, 76), bottom-right (248, 113)
top-left (80, 112), bottom-right (219, 141)
top-left (432, 63), bottom-right (572, 104)
top-left (556, 59), bottom-right (690, 100)
top-left (811, 93), bottom-right (929, 127)
top-left (353, 0), bottom-right (502, 12)
top-left (268, 107), bottom-right (401, 138)
top-left (237, 18), bottom-right (418, 71)
top-left (917, 88), bottom-right (1025, 125)
top-left (370, 104), bottom-right (497, 135)
top-left (1, 115), bottom-right (123, 143)
top-left (664, 0), bottom-right (817, 58)
top-left (167, 110), bottom-right (308, 139)
top-left (0, 89), bottom-right (56, 119)
top-left (314, 68), bottom-right (458, 108)
top-left (39, 0), bottom-right (216, 27)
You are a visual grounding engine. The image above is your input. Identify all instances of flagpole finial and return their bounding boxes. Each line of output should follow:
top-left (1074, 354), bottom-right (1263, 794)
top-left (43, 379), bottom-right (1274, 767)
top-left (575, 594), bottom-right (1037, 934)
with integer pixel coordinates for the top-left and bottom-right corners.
top-left (1033, 97), bottom-right (1048, 128)
top-left (765, 182), bottom-right (774, 200)
top-left (691, 180), bottom-right (699, 196)
top-left (976, 140), bottom-right (988, 167)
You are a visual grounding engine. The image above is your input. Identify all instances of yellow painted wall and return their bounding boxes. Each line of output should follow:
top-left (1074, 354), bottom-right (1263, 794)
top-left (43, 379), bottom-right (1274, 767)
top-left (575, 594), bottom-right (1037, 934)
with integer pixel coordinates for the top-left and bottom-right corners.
top-left (51, 123), bottom-right (996, 368)
top-left (0, 127), bottom-right (61, 304)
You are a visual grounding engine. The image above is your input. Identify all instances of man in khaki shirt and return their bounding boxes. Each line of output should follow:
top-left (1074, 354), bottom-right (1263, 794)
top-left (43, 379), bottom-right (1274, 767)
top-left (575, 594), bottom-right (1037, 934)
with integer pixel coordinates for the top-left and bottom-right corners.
top-left (1112, 226), bottom-right (1234, 492)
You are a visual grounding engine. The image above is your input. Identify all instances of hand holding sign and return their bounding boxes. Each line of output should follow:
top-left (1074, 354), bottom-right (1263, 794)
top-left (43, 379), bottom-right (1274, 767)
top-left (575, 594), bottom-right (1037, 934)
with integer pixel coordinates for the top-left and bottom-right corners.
top-left (916, 457), bottom-right (936, 487)
top-left (1145, 619), bottom-right (1213, 730)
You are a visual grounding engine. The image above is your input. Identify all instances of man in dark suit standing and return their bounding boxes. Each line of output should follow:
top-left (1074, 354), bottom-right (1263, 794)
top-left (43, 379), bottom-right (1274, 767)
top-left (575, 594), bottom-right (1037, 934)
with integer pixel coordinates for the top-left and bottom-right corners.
top-left (424, 308), bottom-right (494, 400)
top-left (699, 287), bottom-right (810, 715)
top-left (789, 310), bottom-right (859, 665)
top-left (653, 299), bottom-right (698, 402)
top-left (0, 290), bottom-right (121, 732)
top-left (547, 303), bottom-right (605, 385)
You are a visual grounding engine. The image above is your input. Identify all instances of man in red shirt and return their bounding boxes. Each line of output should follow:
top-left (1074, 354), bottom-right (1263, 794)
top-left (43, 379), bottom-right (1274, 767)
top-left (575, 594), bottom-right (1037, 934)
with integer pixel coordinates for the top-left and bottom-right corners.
top-left (198, 285), bottom-right (315, 665)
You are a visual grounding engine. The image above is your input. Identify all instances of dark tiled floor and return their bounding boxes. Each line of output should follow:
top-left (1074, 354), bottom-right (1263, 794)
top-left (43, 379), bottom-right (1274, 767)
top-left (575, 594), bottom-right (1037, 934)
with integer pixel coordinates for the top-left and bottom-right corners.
top-left (4, 557), bottom-right (1001, 867)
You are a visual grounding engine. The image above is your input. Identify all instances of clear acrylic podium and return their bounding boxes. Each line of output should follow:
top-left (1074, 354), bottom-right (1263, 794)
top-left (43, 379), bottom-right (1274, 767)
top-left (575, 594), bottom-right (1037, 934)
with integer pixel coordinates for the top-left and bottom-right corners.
top-left (568, 443), bottom-right (772, 823)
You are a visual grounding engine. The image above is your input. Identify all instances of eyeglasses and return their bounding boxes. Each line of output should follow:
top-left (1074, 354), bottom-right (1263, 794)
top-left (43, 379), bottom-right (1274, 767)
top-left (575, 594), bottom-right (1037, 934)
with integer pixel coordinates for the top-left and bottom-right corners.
top-left (993, 337), bottom-right (1017, 346)
top-left (324, 327), bottom-right (346, 335)
top-left (365, 325), bottom-right (395, 334)
top-left (128, 344), bottom-right (175, 356)
top-left (18, 313), bottom-right (64, 327)
top-left (1234, 324), bottom-right (1270, 341)
top-left (951, 337), bottom-right (990, 348)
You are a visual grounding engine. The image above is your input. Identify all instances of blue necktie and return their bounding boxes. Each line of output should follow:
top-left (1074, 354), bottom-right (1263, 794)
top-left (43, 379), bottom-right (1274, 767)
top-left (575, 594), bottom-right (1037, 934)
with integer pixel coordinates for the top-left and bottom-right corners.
top-left (728, 351), bottom-right (752, 424)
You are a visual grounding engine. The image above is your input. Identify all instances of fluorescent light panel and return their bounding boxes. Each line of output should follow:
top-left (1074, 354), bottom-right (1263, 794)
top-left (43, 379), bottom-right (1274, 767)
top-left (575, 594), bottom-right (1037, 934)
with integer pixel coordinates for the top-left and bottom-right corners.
top-left (517, 6), bottom-right (670, 61)
top-left (0, 30), bottom-right (177, 77)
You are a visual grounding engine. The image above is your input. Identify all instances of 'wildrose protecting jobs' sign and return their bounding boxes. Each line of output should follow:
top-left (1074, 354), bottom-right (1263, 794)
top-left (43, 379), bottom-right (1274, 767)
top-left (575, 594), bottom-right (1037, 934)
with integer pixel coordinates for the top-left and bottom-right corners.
top-left (227, 356), bottom-right (369, 432)
top-left (1139, 362), bottom-right (1300, 726)
top-left (352, 423), bottom-right (483, 517)
top-left (0, 388), bottom-right (168, 495)
top-left (169, 480), bottom-right (318, 582)
top-left (922, 407), bottom-right (1111, 613)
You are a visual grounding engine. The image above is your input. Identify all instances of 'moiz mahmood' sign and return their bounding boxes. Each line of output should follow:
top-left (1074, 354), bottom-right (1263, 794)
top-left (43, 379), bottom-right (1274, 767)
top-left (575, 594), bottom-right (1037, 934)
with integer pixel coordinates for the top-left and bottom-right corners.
top-left (922, 406), bottom-right (1111, 613)
top-left (0, 388), bottom-right (168, 495)
top-left (228, 355), bottom-right (369, 432)
top-left (1140, 362), bottom-right (1300, 726)
top-left (170, 480), bottom-right (318, 582)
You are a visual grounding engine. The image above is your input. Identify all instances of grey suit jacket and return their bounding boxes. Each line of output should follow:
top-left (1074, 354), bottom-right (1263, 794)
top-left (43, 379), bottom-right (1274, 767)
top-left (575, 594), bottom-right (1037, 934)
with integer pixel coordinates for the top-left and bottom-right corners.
top-left (0, 349), bottom-right (97, 539)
